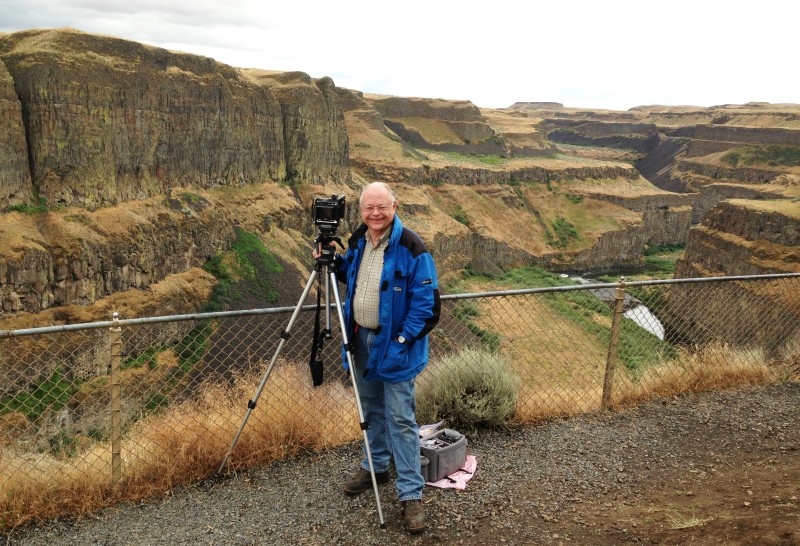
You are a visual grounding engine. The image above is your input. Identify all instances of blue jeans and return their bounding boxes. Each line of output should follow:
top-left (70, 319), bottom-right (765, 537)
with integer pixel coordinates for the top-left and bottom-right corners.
top-left (352, 326), bottom-right (423, 501)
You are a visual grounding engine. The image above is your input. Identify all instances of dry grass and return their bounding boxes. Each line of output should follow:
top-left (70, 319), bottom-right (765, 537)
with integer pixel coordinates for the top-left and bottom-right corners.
top-left (1, 340), bottom-right (793, 531)
top-left (615, 342), bottom-right (777, 404)
top-left (0, 363), bottom-right (359, 531)
top-left (513, 341), bottom-right (782, 423)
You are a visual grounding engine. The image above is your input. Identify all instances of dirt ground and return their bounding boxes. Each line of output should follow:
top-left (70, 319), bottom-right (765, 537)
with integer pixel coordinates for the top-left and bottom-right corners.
top-left (515, 436), bottom-right (799, 545)
top-left (464, 386), bottom-right (800, 546)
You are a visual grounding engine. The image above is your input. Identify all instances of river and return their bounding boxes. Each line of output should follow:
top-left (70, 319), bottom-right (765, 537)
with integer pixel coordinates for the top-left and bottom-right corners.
top-left (562, 274), bottom-right (666, 340)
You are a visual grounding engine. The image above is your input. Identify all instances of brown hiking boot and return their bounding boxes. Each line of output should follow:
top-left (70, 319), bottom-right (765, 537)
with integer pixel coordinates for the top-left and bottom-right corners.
top-left (342, 468), bottom-right (388, 496)
top-left (402, 500), bottom-right (426, 534)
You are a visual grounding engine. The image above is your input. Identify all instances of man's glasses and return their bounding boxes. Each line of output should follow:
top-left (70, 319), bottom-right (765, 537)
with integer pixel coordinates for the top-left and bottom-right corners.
top-left (361, 204), bottom-right (391, 213)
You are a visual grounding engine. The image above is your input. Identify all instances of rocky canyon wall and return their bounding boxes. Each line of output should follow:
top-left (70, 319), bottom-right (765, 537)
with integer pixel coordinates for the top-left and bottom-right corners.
top-left (687, 124), bottom-right (800, 157)
top-left (0, 28), bottom-right (349, 210)
top-left (666, 199), bottom-right (800, 354)
top-left (0, 57), bottom-right (31, 208)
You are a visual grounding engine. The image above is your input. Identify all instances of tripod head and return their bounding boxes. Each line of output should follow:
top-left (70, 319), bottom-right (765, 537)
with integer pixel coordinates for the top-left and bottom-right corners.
top-left (314, 233), bottom-right (344, 269)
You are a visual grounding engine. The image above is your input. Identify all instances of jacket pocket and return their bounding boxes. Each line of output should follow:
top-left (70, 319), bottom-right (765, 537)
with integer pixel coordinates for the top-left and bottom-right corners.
top-left (379, 340), bottom-right (410, 378)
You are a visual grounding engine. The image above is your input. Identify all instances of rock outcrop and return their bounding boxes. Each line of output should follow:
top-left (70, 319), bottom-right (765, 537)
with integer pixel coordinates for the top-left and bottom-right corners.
top-left (0, 185), bottom-right (304, 314)
top-left (547, 119), bottom-right (659, 152)
top-left (509, 102), bottom-right (564, 110)
top-left (0, 28), bottom-right (350, 210)
top-left (576, 192), bottom-right (692, 247)
top-left (365, 95), bottom-right (507, 156)
top-left (687, 124), bottom-right (800, 157)
top-left (675, 199), bottom-right (799, 277)
top-left (242, 70), bottom-right (349, 182)
top-left (0, 57), bottom-right (31, 208)
top-left (665, 199), bottom-right (800, 355)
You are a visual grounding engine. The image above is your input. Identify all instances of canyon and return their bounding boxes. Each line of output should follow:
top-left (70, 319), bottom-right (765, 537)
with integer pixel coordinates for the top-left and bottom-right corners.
top-left (0, 28), bottom-right (798, 328)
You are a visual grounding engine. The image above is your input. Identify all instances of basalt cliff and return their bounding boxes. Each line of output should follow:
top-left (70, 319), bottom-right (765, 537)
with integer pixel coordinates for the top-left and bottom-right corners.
top-left (0, 28), bottom-right (798, 326)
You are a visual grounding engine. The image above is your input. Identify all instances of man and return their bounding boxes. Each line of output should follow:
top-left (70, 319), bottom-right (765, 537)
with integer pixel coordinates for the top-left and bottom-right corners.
top-left (330, 181), bottom-right (440, 533)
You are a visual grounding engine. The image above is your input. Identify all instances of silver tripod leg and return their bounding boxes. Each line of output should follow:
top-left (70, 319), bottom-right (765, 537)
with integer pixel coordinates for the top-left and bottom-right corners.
top-left (217, 269), bottom-right (319, 475)
top-left (217, 263), bottom-right (386, 529)
top-left (328, 268), bottom-right (386, 529)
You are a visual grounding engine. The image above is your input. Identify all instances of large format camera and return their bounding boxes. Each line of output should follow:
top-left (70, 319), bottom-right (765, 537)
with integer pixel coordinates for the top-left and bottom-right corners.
top-left (312, 194), bottom-right (346, 235)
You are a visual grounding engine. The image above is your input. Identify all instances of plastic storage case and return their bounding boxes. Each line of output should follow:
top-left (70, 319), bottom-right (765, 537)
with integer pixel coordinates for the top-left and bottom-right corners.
top-left (419, 428), bottom-right (467, 482)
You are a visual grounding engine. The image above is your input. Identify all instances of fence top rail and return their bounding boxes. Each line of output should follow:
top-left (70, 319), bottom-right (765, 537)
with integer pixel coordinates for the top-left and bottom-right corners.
top-left (1, 272), bottom-right (797, 338)
top-left (0, 304), bottom-right (321, 338)
top-left (441, 272), bottom-right (800, 300)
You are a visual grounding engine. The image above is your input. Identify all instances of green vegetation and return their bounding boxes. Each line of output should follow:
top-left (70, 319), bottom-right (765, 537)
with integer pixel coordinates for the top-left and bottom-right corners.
top-left (451, 205), bottom-right (470, 226)
top-left (564, 193), bottom-right (584, 204)
top-left (202, 254), bottom-right (233, 312)
top-left (454, 265), bottom-right (676, 373)
top-left (434, 151), bottom-right (509, 167)
top-left (721, 145), bottom-right (800, 167)
top-left (0, 370), bottom-right (78, 421)
top-left (47, 430), bottom-right (82, 457)
top-left (595, 244), bottom-right (685, 282)
top-left (452, 300), bottom-right (501, 352)
top-left (230, 227), bottom-right (283, 303)
top-left (3, 196), bottom-right (49, 214)
top-left (202, 227), bottom-right (284, 311)
top-left (123, 347), bottom-right (163, 370)
top-left (547, 217), bottom-right (579, 248)
top-left (477, 154), bottom-right (504, 165)
top-left (417, 348), bottom-right (518, 431)
top-left (643, 244), bottom-right (685, 275)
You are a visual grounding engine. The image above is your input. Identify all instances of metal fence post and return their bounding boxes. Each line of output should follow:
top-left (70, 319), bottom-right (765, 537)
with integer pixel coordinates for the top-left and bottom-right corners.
top-left (109, 312), bottom-right (122, 485)
top-left (602, 277), bottom-right (626, 410)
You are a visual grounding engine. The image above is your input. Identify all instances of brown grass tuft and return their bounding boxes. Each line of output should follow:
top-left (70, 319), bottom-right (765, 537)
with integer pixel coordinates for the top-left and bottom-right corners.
top-left (513, 342), bottom-right (779, 424)
top-left (0, 363), bottom-right (358, 531)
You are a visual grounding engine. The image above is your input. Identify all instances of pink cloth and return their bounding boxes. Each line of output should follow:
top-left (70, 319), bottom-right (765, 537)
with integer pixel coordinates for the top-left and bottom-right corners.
top-left (425, 455), bottom-right (477, 490)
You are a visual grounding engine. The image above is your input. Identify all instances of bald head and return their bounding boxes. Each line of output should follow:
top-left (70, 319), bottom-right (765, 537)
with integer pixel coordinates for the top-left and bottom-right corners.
top-left (359, 182), bottom-right (396, 206)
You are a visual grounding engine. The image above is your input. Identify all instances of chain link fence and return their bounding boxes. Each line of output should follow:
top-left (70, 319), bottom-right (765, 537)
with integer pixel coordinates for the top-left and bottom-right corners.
top-left (1, 273), bottom-right (799, 528)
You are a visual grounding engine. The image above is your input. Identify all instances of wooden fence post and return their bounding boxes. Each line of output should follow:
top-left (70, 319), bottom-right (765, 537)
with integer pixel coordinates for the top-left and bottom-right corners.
top-left (602, 277), bottom-right (626, 410)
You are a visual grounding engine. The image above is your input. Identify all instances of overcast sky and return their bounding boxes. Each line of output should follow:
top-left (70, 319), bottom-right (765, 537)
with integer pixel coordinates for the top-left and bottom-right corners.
top-left (1, 0), bottom-right (798, 111)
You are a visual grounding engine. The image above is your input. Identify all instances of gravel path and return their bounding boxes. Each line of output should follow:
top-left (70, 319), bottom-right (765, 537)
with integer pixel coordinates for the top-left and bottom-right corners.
top-left (8, 382), bottom-right (799, 545)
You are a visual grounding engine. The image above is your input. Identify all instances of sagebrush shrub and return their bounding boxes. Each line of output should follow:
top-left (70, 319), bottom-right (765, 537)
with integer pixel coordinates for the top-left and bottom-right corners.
top-left (416, 348), bottom-right (519, 431)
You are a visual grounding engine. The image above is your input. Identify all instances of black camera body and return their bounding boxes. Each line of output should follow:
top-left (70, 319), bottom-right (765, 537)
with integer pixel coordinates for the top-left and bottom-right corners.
top-left (312, 194), bottom-right (346, 235)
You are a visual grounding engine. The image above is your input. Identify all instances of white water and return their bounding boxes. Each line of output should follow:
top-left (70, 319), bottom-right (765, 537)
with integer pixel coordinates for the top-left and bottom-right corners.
top-left (564, 274), bottom-right (666, 340)
top-left (624, 305), bottom-right (665, 340)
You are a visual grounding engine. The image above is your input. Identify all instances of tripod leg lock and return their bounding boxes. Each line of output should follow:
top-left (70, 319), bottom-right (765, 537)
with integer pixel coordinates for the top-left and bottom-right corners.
top-left (360, 421), bottom-right (369, 431)
top-left (248, 400), bottom-right (257, 410)
top-left (281, 330), bottom-right (291, 340)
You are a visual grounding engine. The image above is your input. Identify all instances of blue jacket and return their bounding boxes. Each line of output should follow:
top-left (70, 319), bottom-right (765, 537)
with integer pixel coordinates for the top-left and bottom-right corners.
top-left (335, 216), bottom-right (440, 382)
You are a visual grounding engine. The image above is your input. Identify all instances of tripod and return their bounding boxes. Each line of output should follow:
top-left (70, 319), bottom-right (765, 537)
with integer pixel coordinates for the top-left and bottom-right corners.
top-left (217, 233), bottom-right (386, 528)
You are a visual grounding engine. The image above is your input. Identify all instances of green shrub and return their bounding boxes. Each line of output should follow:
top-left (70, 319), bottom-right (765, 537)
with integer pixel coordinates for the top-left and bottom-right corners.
top-left (548, 218), bottom-right (579, 248)
top-left (0, 370), bottom-right (77, 421)
top-left (478, 155), bottom-right (503, 165)
top-left (451, 205), bottom-right (470, 226)
top-left (4, 196), bottom-right (49, 214)
top-left (417, 349), bottom-right (519, 431)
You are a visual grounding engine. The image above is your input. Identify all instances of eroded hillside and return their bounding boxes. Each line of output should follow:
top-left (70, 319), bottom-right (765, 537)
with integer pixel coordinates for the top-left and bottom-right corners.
top-left (0, 28), bottom-right (798, 327)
